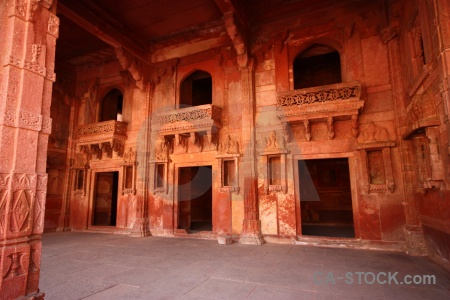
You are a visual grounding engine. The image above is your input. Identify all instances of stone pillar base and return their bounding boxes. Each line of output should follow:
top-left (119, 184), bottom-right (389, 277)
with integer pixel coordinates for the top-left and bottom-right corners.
top-left (404, 225), bottom-right (428, 256)
top-left (129, 218), bottom-right (151, 237)
top-left (240, 220), bottom-right (264, 245)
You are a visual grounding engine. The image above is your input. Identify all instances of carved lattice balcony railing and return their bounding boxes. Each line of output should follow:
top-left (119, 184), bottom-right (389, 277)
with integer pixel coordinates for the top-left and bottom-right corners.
top-left (157, 104), bottom-right (222, 143)
top-left (75, 120), bottom-right (128, 159)
top-left (277, 81), bottom-right (364, 121)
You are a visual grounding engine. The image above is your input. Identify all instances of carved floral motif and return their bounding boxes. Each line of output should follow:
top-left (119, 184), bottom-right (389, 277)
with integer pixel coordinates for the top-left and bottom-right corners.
top-left (158, 106), bottom-right (221, 125)
top-left (76, 120), bottom-right (127, 137)
top-left (357, 123), bottom-right (392, 144)
top-left (47, 13), bottom-right (59, 37)
top-left (219, 135), bottom-right (240, 155)
top-left (277, 83), bottom-right (361, 107)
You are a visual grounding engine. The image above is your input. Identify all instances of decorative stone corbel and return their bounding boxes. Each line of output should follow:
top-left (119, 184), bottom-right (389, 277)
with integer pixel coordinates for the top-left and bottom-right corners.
top-left (327, 117), bottom-right (335, 140)
top-left (351, 114), bottom-right (359, 137)
top-left (115, 47), bottom-right (146, 89)
top-left (224, 12), bottom-right (249, 70)
top-left (303, 120), bottom-right (311, 141)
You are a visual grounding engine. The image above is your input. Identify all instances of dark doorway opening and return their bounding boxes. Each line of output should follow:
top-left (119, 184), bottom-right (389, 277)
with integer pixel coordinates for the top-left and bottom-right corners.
top-left (298, 158), bottom-right (354, 238)
top-left (178, 166), bottom-right (213, 232)
top-left (93, 172), bottom-right (118, 226)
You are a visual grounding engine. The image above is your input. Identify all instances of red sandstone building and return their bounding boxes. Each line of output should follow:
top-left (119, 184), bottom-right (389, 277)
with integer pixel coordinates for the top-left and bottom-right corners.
top-left (1, 0), bottom-right (450, 298)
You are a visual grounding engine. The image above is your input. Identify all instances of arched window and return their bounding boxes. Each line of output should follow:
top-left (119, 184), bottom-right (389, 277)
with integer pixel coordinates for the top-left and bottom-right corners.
top-left (100, 89), bottom-right (123, 122)
top-left (180, 70), bottom-right (212, 107)
top-left (293, 44), bottom-right (342, 90)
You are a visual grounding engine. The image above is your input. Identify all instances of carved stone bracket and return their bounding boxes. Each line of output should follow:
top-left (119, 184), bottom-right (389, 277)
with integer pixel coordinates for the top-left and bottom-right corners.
top-left (357, 123), bottom-right (396, 194)
top-left (115, 47), bottom-right (147, 89)
top-left (224, 12), bottom-right (249, 69)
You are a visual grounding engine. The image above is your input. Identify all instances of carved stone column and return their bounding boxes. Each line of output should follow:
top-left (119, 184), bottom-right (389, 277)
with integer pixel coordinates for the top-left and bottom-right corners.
top-left (130, 84), bottom-right (151, 237)
top-left (239, 63), bottom-right (263, 245)
top-left (0, 0), bottom-right (57, 298)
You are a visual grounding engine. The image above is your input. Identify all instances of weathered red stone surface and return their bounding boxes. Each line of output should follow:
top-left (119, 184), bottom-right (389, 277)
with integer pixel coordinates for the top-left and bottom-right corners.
top-left (2, 0), bottom-right (450, 298)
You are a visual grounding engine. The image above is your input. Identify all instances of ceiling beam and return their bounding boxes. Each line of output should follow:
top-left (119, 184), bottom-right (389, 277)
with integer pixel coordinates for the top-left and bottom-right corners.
top-left (57, 1), bottom-right (149, 63)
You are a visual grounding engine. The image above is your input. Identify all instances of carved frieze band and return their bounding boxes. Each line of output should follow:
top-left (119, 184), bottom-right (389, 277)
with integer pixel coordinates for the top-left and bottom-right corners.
top-left (76, 120), bottom-right (127, 137)
top-left (0, 108), bottom-right (49, 132)
top-left (5, 55), bottom-right (55, 81)
top-left (158, 106), bottom-right (222, 125)
top-left (277, 83), bottom-right (361, 107)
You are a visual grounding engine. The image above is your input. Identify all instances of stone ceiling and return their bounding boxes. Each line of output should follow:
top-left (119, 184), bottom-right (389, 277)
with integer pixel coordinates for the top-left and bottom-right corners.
top-left (55, 0), bottom-right (358, 67)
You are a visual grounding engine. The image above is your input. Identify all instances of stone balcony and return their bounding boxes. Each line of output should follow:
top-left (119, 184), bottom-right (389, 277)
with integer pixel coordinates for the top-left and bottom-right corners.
top-left (277, 81), bottom-right (364, 122)
top-left (75, 120), bottom-right (128, 159)
top-left (157, 104), bottom-right (222, 143)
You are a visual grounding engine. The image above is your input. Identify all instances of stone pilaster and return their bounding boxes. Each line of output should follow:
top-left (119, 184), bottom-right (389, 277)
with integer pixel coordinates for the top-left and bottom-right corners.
top-left (0, 0), bottom-right (57, 298)
top-left (239, 63), bottom-right (263, 245)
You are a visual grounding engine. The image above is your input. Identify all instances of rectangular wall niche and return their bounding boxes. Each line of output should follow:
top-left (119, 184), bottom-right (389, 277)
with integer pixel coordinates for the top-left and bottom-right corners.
top-left (223, 160), bottom-right (236, 186)
top-left (76, 169), bottom-right (84, 190)
top-left (269, 156), bottom-right (282, 185)
top-left (156, 164), bottom-right (165, 188)
top-left (154, 163), bottom-right (167, 193)
top-left (73, 169), bottom-right (85, 196)
top-left (357, 146), bottom-right (395, 194)
top-left (125, 166), bottom-right (133, 189)
top-left (367, 150), bottom-right (386, 185)
top-left (216, 155), bottom-right (240, 194)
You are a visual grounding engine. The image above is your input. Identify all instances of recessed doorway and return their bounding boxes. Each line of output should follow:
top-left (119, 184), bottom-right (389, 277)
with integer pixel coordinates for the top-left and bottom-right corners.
top-left (178, 166), bottom-right (213, 233)
top-left (93, 172), bottom-right (118, 226)
top-left (298, 158), bottom-right (355, 238)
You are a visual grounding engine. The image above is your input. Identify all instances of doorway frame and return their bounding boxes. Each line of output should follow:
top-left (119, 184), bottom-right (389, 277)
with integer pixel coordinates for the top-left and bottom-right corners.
top-left (293, 153), bottom-right (361, 239)
top-left (88, 168), bottom-right (124, 228)
top-left (173, 161), bottom-right (216, 234)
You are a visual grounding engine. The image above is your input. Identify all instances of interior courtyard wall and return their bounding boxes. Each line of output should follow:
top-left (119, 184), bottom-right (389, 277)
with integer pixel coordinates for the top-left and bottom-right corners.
top-left (251, 1), bottom-right (408, 244)
top-left (397, 0), bottom-right (450, 270)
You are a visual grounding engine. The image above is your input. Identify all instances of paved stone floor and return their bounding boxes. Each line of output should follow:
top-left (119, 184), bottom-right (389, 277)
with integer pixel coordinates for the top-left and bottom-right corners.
top-left (40, 232), bottom-right (450, 300)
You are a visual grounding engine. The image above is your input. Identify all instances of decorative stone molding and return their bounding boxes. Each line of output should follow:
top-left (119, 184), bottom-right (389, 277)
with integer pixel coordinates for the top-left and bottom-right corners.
top-left (403, 90), bottom-right (439, 139)
top-left (357, 123), bottom-right (396, 194)
top-left (277, 82), bottom-right (364, 140)
top-left (217, 136), bottom-right (242, 194)
top-left (12, 173), bottom-right (37, 190)
top-left (5, 55), bottom-right (54, 81)
top-left (260, 131), bottom-right (289, 194)
top-left (277, 82), bottom-right (361, 107)
top-left (47, 13), bottom-right (60, 38)
top-left (76, 120), bottom-right (128, 159)
top-left (41, 116), bottom-right (52, 134)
